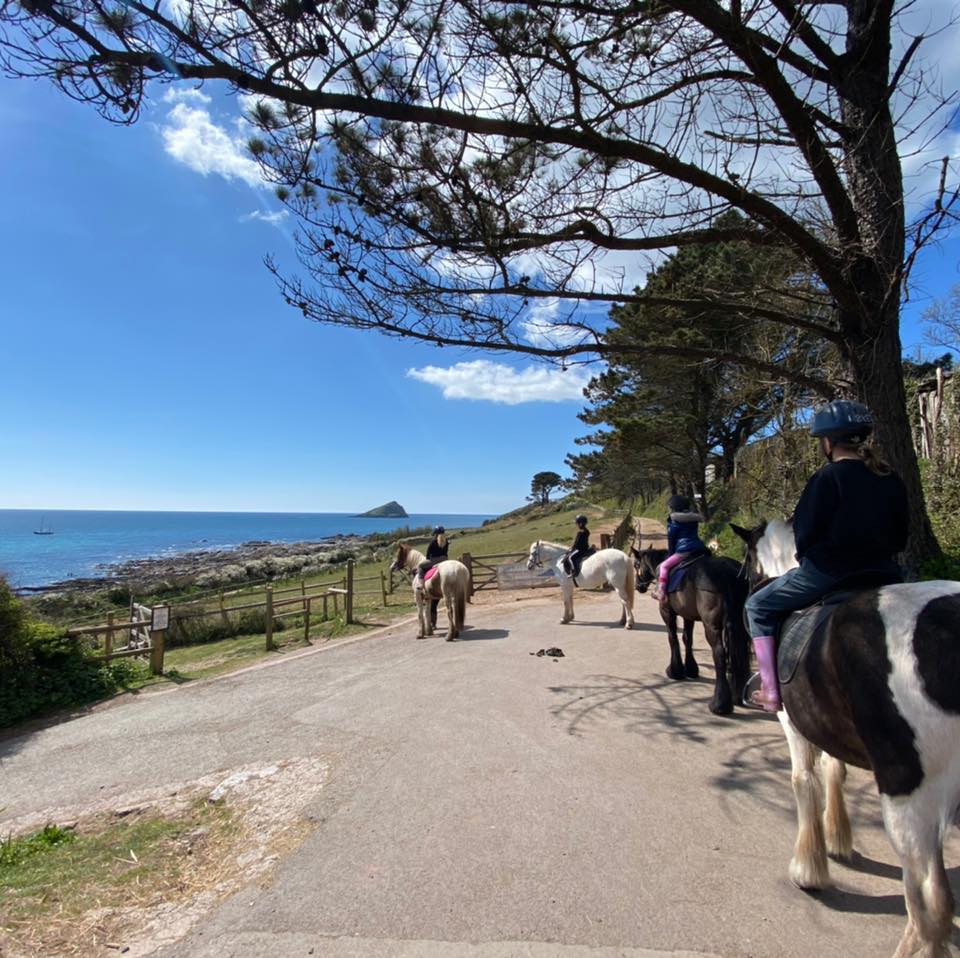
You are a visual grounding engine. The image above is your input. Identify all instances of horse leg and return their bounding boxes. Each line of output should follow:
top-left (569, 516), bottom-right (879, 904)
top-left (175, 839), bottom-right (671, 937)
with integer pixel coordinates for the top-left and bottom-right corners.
top-left (705, 621), bottom-right (732, 715)
top-left (682, 618), bottom-right (699, 678)
top-left (445, 589), bottom-right (457, 641)
top-left (882, 790), bottom-right (954, 958)
top-left (778, 709), bottom-right (829, 890)
top-left (560, 583), bottom-right (573, 624)
top-left (664, 609), bottom-right (685, 680)
top-left (415, 589), bottom-right (427, 639)
top-left (820, 754), bottom-right (853, 861)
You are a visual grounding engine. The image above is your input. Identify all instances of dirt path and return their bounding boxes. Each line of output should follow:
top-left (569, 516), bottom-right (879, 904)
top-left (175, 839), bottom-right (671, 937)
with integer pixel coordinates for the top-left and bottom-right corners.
top-left (4, 582), bottom-right (956, 958)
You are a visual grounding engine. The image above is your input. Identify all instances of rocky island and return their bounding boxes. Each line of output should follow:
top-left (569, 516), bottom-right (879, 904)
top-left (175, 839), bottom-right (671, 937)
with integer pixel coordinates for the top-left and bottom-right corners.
top-left (356, 501), bottom-right (408, 518)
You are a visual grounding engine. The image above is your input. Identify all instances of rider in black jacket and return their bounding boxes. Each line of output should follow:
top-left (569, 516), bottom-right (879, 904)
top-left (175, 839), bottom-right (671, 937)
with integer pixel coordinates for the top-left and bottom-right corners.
top-left (422, 526), bottom-right (449, 627)
top-left (744, 400), bottom-right (908, 711)
top-left (568, 515), bottom-right (594, 578)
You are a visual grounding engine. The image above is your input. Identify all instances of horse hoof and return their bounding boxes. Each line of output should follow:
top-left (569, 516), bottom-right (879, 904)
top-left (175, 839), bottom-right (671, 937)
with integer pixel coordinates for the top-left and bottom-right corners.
top-left (710, 700), bottom-right (733, 716)
top-left (789, 856), bottom-right (829, 891)
top-left (685, 664), bottom-right (700, 678)
top-left (666, 665), bottom-right (686, 681)
top-left (624, 622), bottom-right (633, 630)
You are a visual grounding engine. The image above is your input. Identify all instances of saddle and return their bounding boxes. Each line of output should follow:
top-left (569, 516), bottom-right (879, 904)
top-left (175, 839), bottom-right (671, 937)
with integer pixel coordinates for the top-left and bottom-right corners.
top-left (561, 546), bottom-right (596, 582)
top-left (776, 570), bottom-right (902, 686)
top-left (665, 549), bottom-right (709, 594)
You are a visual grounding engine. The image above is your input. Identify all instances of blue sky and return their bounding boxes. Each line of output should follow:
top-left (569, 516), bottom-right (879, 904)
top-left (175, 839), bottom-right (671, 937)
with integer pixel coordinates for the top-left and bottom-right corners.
top-left (1, 68), bottom-right (957, 515)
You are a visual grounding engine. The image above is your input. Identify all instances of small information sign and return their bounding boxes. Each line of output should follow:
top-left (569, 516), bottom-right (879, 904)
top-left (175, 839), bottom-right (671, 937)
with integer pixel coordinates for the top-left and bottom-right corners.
top-left (151, 605), bottom-right (170, 631)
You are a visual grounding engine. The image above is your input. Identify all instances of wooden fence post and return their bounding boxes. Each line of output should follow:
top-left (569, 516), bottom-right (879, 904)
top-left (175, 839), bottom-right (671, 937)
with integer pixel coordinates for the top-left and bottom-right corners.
top-left (265, 586), bottom-right (275, 650)
top-left (380, 570), bottom-right (388, 607)
top-left (150, 628), bottom-right (166, 675)
top-left (106, 613), bottom-right (114, 660)
top-left (304, 596), bottom-right (311, 643)
top-left (346, 559), bottom-right (354, 624)
top-left (462, 553), bottom-right (474, 601)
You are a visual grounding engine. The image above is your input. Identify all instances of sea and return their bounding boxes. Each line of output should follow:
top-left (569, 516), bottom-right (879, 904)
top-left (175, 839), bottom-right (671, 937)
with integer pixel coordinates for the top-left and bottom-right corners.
top-left (0, 510), bottom-right (495, 589)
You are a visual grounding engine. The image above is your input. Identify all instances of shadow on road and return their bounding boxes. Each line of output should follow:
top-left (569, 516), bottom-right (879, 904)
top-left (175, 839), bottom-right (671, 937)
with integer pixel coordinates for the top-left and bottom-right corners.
top-left (458, 627), bottom-right (509, 641)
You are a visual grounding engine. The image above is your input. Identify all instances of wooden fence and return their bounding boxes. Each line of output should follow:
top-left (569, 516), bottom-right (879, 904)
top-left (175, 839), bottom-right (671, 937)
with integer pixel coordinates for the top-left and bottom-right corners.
top-left (460, 551), bottom-right (559, 596)
top-left (66, 560), bottom-right (370, 674)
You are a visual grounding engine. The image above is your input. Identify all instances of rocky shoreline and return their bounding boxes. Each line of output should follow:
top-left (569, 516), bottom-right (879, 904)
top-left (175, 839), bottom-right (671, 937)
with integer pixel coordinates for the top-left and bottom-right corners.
top-left (21, 530), bottom-right (431, 596)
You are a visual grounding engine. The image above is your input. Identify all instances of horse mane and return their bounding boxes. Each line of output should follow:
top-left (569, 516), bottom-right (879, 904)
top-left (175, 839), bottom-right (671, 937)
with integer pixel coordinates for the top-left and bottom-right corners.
top-left (757, 518), bottom-right (798, 578)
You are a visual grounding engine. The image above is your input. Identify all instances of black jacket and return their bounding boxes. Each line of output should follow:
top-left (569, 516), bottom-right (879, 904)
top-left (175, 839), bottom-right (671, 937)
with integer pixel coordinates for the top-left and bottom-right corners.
top-left (426, 538), bottom-right (449, 562)
top-left (793, 459), bottom-right (908, 577)
top-left (571, 529), bottom-right (590, 555)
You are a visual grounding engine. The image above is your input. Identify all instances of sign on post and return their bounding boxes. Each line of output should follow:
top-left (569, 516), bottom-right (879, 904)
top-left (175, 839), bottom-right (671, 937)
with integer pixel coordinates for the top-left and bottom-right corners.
top-left (151, 605), bottom-right (170, 631)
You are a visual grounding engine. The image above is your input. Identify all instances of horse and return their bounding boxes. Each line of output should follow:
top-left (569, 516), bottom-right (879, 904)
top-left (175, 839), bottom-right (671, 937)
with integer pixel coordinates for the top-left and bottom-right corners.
top-left (631, 546), bottom-right (750, 716)
top-left (526, 540), bottom-right (635, 629)
top-left (733, 518), bottom-right (960, 958)
top-left (390, 543), bottom-right (470, 640)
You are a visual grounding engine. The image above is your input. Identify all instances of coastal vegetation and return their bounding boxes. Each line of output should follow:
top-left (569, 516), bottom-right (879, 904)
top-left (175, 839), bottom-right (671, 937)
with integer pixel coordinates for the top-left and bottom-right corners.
top-left (0, 580), bottom-right (147, 728)
top-left (6, 503), bottom-right (614, 727)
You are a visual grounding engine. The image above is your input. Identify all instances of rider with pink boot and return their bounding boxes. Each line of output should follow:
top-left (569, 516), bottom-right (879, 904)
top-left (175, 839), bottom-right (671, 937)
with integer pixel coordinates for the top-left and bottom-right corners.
top-left (653, 495), bottom-right (707, 611)
top-left (744, 400), bottom-right (909, 711)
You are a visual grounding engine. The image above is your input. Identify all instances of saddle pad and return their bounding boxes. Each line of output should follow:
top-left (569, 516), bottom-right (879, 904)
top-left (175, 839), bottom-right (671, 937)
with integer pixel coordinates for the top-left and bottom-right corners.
top-left (666, 551), bottom-right (708, 594)
top-left (424, 566), bottom-right (440, 583)
top-left (777, 594), bottom-right (851, 685)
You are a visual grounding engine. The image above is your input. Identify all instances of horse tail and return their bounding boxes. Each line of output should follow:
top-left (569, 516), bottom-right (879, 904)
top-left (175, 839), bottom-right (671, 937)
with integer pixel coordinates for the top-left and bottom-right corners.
top-left (455, 587), bottom-right (467, 632)
top-left (624, 556), bottom-right (635, 610)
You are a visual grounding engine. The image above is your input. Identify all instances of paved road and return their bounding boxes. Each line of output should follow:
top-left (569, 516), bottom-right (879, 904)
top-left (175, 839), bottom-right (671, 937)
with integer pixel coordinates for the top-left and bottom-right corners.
top-left (3, 590), bottom-right (958, 958)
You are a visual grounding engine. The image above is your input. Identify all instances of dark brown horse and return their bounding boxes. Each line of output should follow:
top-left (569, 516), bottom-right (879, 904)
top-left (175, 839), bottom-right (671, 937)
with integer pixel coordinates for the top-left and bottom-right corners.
top-left (631, 547), bottom-right (750, 715)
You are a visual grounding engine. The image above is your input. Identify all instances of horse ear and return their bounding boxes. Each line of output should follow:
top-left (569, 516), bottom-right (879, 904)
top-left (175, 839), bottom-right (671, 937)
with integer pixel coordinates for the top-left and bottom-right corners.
top-left (730, 523), bottom-right (752, 543)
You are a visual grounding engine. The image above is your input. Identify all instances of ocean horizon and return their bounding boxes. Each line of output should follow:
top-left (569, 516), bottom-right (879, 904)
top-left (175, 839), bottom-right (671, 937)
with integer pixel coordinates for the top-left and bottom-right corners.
top-left (0, 509), bottom-right (496, 589)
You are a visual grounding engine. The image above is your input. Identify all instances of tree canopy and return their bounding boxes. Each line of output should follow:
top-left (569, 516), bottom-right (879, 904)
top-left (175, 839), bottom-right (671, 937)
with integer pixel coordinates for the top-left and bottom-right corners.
top-left (2, 0), bottom-right (957, 560)
top-left (528, 471), bottom-right (563, 505)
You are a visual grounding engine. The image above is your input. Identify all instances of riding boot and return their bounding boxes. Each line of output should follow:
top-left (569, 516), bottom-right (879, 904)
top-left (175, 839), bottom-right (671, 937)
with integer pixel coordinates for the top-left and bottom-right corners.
top-left (750, 635), bottom-right (781, 712)
top-left (430, 599), bottom-right (438, 628)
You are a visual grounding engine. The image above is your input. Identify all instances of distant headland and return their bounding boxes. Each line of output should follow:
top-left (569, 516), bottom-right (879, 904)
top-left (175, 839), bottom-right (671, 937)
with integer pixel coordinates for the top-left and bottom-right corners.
top-left (355, 501), bottom-right (408, 518)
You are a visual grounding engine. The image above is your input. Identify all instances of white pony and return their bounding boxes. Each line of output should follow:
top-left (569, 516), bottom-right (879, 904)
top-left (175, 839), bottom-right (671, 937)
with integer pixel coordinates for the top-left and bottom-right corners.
top-left (390, 543), bottom-right (470, 640)
top-left (734, 518), bottom-right (960, 958)
top-left (527, 540), bottom-right (635, 629)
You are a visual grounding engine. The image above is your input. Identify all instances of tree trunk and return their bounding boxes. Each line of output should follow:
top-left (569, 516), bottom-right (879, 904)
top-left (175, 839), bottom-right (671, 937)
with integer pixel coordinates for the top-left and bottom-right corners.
top-left (834, 0), bottom-right (941, 573)
top-left (847, 320), bottom-right (941, 574)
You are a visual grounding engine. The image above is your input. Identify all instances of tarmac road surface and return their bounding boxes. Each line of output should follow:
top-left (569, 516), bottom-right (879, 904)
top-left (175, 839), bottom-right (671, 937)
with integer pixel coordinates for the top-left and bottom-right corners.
top-left (2, 588), bottom-right (958, 958)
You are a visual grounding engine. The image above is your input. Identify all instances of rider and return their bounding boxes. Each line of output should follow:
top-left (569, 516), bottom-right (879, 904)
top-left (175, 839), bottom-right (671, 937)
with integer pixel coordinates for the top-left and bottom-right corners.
top-left (745, 400), bottom-right (909, 712)
top-left (567, 514), bottom-right (594, 578)
top-left (653, 495), bottom-right (707, 609)
top-left (420, 526), bottom-right (449, 627)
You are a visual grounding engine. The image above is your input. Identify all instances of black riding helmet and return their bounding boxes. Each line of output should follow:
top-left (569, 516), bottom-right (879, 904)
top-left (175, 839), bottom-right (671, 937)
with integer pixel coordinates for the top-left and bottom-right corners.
top-left (810, 400), bottom-right (873, 443)
top-left (667, 494), bottom-right (691, 513)
top-left (575, 514), bottom-right (588, 527)
top-left (432, 525), bottom-right (445, 535)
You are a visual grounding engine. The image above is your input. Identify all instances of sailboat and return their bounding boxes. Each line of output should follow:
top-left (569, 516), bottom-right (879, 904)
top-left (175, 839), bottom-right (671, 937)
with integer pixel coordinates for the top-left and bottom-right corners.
top-left (34, 515), bottom-right (54, 535)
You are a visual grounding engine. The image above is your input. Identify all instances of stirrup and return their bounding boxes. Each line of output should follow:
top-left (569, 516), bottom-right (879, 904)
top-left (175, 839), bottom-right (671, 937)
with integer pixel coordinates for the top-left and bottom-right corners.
top-left (742, 672), bottom-right (780, 712)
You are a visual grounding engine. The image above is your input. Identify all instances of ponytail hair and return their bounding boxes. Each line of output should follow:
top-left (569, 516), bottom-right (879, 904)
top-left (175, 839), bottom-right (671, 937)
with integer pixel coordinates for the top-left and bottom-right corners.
top-left (857, 443), bottom-right (892, 476)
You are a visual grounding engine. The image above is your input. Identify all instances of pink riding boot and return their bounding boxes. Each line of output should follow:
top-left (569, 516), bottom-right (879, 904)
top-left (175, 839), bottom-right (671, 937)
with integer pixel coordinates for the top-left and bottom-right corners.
top-left (750, 635), bottom-right (781, 712)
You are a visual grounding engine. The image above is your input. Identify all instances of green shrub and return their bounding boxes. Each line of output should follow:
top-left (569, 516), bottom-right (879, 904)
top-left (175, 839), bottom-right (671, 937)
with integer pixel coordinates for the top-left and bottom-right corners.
top-left (0, 578), bottom-right (148, 728)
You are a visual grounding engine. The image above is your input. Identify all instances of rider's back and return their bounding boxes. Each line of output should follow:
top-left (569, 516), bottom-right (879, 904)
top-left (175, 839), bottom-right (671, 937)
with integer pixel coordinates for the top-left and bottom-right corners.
top-left (793, 459), bottom-right (908, 577)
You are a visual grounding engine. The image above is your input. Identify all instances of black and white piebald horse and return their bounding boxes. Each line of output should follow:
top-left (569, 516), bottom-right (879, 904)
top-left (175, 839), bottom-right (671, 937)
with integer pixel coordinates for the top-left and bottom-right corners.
top-left (733, 518), bottom-right (960, 958)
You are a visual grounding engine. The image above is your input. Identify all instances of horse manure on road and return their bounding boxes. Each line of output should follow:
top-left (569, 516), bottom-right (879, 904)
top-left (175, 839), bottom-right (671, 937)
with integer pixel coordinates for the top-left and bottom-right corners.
top-left (531, 647), bottom-right (565, 658)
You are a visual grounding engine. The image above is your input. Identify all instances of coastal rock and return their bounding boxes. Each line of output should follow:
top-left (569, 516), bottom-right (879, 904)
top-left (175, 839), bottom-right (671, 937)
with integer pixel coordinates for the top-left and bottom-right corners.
top-left (356, 501), bottom-right (408, 518)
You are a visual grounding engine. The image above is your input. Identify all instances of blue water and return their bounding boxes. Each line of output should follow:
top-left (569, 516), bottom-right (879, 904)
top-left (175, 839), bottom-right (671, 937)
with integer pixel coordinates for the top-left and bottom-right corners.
top-left (0, 510), bottom-right (494, 588)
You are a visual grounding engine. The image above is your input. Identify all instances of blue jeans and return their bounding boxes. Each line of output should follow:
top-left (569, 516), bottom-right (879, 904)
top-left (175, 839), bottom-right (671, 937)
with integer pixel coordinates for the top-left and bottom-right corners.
top-left (745, 560), bottom-right (841, 638)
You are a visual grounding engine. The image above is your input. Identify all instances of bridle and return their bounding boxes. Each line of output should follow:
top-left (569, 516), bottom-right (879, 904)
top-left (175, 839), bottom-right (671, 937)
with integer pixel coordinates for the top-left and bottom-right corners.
top-left (528, 541), bottom-right (543, 570)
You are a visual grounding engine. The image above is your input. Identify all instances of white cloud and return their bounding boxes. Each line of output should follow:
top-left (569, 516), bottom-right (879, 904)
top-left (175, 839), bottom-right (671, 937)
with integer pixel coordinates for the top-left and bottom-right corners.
top-left (406, 359), bottom-right (592, 404)
top-left (520, 298), bottom-right (594, 349)
top-left (240, 208), bottom-right (289, 226)
top-left (161, 102), bottom-right (262, 186)
top-left (162, 86), bottom-right (212, 105)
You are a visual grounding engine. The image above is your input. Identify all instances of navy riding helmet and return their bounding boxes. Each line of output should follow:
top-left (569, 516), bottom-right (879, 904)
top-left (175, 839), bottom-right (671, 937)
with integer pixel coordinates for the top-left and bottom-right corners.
top-left (433, 525), bottom-right (445, 535)
top-left (667, 494), bottom-right (691, 513)
top-left (810, 400), bottom-right (873, 442)
top-left (575, 514), bottom-right (588, 526)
